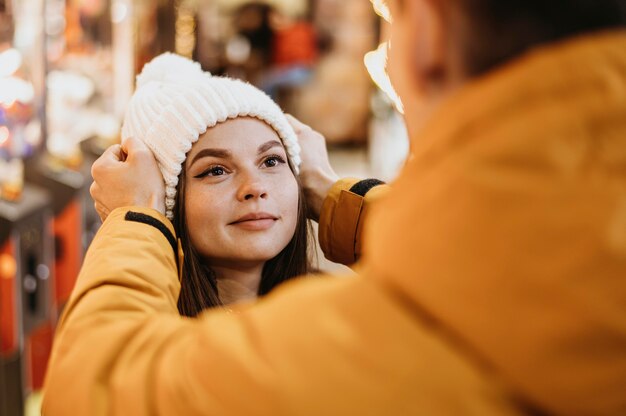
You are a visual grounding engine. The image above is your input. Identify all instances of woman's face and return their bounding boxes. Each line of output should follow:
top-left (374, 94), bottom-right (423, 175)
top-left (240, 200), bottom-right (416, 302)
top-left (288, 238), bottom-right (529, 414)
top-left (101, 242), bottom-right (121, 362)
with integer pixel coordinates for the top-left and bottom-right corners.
top-left (183, 117), bottom-right (299, 267)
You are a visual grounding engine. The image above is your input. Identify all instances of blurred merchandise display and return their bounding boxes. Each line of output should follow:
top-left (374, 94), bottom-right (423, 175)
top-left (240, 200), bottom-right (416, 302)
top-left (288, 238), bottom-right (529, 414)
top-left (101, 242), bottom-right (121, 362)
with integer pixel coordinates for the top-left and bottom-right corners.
top-left (294, 0), bottom-right (376, 144)
top-left (193, 0), bottom-right (379, 145)
top-left (217, 0), bottom-right (307, 16)
top-left (0, 0), bottom-right (46, 202)
top-left (0, 159), bottom-right (24, 201)
top-left (258, 7), bottom-right (318, 104)
top-left (0, 2), bottom-right (55, 415)
top-left (0, 183), bottom-right (53, 416)
top-left (368, 90), bottom-right (408, 182)
top-left (46, 0), bottom-right (122, 164)
top-left (1, 1), bottom-right (140, 414)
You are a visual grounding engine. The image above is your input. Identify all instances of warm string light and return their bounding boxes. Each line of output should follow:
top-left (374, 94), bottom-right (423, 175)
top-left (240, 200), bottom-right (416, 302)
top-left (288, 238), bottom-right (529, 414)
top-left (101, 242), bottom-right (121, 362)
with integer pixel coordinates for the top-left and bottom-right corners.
top-left (0, 47), bottom-right (35, 165)
top-left (370, 0), bottom-right (392, 22)
top-left (364, 42), bottom-right (404, 114)
top-left (175, 1), bottom-right (196, 59)
top-left (0, 48), bottom-right (34, 109)
top-left (366, 0), bottom-right (403, 113)
top-left (111, 0), bottom-right (128, 24)
top-left (0, 77), bottom-right (35, 107)
top-left (0, 126), bottom-right (9, 146)
top-left (0, 48), bottom-right (22, 78)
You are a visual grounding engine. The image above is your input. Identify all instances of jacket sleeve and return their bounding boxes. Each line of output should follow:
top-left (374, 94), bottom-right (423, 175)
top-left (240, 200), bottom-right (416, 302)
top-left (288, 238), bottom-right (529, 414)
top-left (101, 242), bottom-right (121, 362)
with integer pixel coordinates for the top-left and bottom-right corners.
top-left (318, 178), bottom-right (390, 265)
top-left (42, 206), bottom-right (185, 415)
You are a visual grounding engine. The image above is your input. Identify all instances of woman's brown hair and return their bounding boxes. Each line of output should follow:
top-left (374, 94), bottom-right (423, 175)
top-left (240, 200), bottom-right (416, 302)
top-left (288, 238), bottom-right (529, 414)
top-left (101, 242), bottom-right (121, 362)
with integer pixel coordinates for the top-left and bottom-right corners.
top-left (173, 157), bottom-right (313, 317)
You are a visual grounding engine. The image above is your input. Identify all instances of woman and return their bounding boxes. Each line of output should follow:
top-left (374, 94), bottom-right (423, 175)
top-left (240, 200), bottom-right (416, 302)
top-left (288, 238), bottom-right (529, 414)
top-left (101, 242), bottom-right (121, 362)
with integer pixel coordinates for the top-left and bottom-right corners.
top-left (122, 53), bottom-right (312, 316)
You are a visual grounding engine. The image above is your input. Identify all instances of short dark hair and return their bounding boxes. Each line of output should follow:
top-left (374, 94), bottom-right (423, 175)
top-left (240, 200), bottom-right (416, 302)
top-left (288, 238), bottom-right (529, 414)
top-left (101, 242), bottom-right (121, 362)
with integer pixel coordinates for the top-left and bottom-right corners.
top-left (451, 0), bottom-right (626, 76)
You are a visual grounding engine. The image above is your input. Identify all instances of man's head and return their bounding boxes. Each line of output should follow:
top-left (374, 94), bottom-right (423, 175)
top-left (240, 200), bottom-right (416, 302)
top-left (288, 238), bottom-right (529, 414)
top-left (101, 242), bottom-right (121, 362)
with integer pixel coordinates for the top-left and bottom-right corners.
top-left (384, 0), bottom-right (626, 127)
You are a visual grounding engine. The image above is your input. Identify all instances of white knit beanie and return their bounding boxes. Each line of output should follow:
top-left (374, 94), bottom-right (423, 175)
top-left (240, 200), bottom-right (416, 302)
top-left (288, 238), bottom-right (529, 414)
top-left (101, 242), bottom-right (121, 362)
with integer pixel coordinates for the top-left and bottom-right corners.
top-left (121, 53), bottom-right (302, 220)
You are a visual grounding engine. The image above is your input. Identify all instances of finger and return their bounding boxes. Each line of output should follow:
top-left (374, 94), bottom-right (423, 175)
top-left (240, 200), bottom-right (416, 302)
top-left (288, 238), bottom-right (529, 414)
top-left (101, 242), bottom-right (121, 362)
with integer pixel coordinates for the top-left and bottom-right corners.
top-left (121, 136), bottom-right (150, 161)
top-left (109, 143), bottom-right (127, 162)
top-left (102, 144), bottom-right (125, 162)
top-left (91, 146), bottom-right (121, 179)
top-left (94, 202), bottom-right (108, 223)
top-left (93, 202), bottom-right (102, 222)
top-left (89, 181), bottom-right (99, 200)
top-left (109, 143), bottom-right (123, 160)
top-left (285, 114), bottom-right (311, 134)
top-left (95, 201), bottom-right (110, 218)
top-left (94, 199), bottom-right (110, 218)
top-left (90, 183), bottom-right (107, 221)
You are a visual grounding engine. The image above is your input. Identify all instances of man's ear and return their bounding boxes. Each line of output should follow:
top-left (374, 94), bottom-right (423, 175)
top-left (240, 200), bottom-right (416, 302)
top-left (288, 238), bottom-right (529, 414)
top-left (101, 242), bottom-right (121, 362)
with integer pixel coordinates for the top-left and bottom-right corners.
top-left (386, 0), bottom-right (451, 128)
top-left (410, 0), bottom-right (447, 84)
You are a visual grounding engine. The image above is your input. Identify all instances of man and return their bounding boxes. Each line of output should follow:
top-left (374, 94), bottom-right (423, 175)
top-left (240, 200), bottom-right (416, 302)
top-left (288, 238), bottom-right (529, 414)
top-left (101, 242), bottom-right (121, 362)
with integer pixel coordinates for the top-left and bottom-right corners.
top-left (43, 1), bottom-right (626, 415)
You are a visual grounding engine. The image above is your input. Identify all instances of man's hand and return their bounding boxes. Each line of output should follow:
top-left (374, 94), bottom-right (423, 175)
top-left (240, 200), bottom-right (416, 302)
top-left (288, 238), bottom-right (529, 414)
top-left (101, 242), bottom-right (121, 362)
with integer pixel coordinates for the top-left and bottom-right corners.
top-left (90, 137), bottom-right (165, 222)
top-left (286, 115), bottom-right (339, 222)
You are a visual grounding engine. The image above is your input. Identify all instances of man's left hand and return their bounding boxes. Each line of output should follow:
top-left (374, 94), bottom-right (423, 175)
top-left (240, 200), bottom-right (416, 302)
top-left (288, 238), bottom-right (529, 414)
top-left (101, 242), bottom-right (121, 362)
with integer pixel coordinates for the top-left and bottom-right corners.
top-left (90, 137), bottom-right (166, 222)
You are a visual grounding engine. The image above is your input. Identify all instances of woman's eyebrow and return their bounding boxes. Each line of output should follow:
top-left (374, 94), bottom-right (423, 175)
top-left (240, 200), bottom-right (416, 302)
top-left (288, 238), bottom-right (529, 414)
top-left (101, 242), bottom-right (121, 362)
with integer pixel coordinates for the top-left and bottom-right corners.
top-left (189, 148), bottom-right (231, 167)
top-left (258, 140), bottom-right (283, 154)
top-left (189, 140), bottom-right (282, 167)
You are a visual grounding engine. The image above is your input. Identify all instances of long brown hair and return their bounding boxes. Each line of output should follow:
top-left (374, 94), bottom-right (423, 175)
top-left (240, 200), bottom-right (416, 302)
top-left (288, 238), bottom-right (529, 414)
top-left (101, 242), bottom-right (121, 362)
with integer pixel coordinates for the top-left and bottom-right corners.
top-left (173, 159), bottom-right (313, 317)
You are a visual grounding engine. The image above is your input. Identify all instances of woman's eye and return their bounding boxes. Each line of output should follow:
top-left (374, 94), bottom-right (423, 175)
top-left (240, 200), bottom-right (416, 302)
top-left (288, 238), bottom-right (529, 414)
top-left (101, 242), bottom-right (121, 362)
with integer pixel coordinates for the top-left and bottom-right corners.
top-left (195, 166), bottom-right (227, 178)
top-left (263, 155), bottom-right (286, 168)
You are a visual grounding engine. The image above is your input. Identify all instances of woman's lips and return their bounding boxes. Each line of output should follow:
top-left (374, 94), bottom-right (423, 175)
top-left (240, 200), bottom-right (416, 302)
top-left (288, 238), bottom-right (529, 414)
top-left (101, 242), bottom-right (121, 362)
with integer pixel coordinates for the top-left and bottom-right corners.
top-left (229, 213), bottom-right (278, 231)
top-left (231, 218), bottom-right (276, 231)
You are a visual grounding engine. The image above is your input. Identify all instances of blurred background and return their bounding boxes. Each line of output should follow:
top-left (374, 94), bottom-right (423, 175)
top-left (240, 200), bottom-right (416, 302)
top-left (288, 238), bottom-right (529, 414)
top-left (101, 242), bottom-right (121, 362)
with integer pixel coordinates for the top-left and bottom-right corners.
top-left (0, 1), bottom-right (407, 414)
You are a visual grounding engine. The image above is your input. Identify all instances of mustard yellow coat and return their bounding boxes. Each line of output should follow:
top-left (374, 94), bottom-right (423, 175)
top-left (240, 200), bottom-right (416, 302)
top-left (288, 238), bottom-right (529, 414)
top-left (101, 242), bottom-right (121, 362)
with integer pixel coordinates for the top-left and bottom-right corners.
top-left (43, 31), bottom-right (626, 415)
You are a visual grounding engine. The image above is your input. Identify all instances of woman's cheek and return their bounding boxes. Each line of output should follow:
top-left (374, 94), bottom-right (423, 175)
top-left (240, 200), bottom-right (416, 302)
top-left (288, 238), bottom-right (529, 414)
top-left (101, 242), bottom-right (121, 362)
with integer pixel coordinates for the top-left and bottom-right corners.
top-left (185, 185), bottom-right (222, 244)
top-left (278, 174), bottom-right (300, 229)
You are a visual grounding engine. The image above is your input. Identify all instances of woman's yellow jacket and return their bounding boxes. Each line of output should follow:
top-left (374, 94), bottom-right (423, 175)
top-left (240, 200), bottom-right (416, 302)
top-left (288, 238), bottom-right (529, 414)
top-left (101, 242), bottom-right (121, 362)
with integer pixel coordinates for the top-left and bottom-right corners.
top-left (43, 31), bottom-right (626, 415)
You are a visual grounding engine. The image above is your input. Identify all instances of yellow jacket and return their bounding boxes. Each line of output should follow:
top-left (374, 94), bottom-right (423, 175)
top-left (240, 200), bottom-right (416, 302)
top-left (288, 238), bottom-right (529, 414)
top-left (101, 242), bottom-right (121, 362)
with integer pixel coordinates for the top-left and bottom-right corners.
top-left (43, 31), bottom-right (626, 415)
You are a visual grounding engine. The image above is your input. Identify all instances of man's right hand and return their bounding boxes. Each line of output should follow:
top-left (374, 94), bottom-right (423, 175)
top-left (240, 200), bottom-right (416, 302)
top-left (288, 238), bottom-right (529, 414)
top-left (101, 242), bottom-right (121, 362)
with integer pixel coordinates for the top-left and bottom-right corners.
top-left (90, 136), bottom-right (166, 222)
top-left (286, 115), bottom-right (339, 222)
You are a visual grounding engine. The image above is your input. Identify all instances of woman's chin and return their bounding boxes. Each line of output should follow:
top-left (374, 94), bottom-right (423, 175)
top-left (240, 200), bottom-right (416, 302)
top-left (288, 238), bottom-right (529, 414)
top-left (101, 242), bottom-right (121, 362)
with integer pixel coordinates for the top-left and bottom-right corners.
top-left (227, 231), bottom-right (292, 256)
top-left (206, 244), bottom-right (286, 265)
top-left (236, 247), bottom-right (284, 262)
top-left (195, 228), bottom-right (294, 265)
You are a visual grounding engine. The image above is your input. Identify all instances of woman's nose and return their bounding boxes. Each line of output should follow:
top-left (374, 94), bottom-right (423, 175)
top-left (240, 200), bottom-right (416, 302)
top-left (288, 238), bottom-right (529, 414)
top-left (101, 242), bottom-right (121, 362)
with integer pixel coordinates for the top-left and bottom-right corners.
top-left (237, 173), bottom-right (268, 201)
